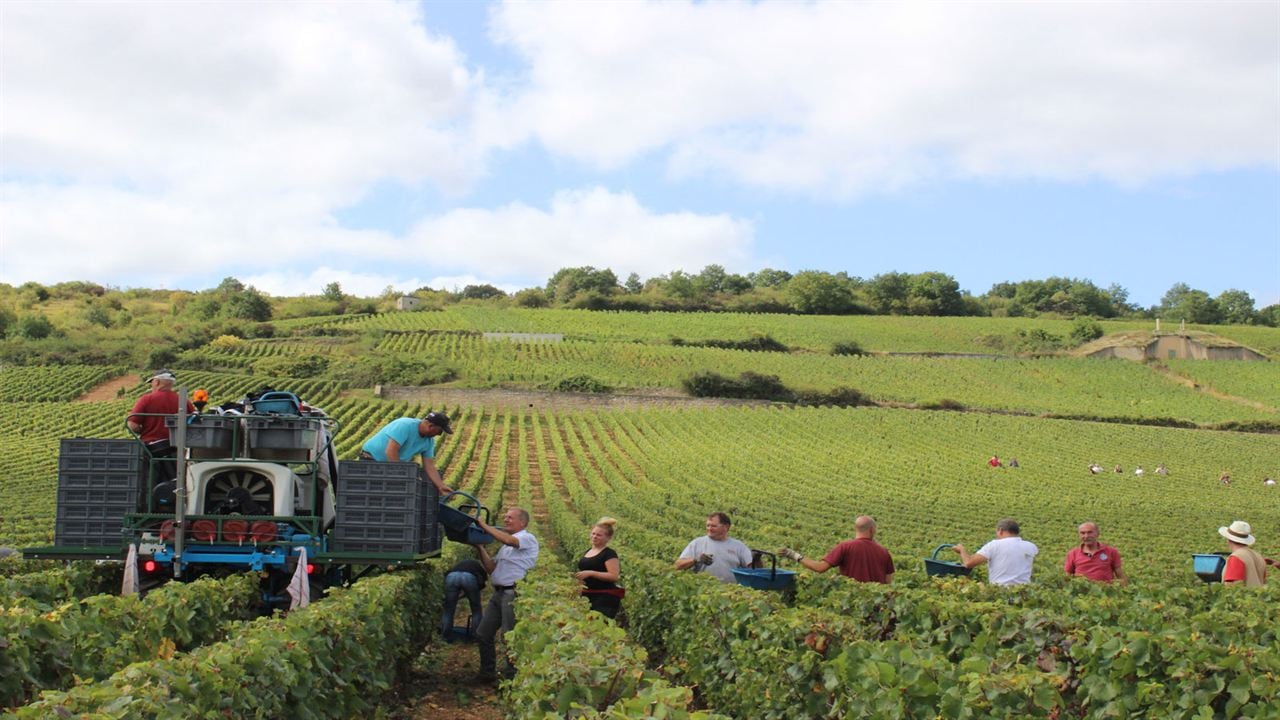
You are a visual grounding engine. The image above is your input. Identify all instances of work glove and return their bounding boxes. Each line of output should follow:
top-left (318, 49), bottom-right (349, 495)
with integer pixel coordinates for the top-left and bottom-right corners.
top-left (778, 547), bottom-right (804, 562)
top-left (697, 553), bottom-right (714, 566)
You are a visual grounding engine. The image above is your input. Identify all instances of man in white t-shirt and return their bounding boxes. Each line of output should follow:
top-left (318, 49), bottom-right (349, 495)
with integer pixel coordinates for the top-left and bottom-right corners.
top-left (952, 518), bottom-right (1038, 586)
top-left (675, 512), bottom-right (753, 583)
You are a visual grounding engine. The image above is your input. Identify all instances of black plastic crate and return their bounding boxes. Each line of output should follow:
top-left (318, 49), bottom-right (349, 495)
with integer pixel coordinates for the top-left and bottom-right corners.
top-left (58, 486), bottom-right (139, 509)
top-left (338, 461), bottom-right (422, 492)
top-left (332, 521), bottom-right (421, 555)
top-left (60, 438), bottom-right (140, 459)
top-left (337, 507), bottom-right (419, 528)
top-left (56, 470), bottom-right (141, 491)
top-left (55, 517), bottom-right (126, 548)
top-left (341, 493), bottom-right (419, 512)
top-left (59, 453), bottom-right (143, 473)
top-left (165, 415), bottom-right (238, 452)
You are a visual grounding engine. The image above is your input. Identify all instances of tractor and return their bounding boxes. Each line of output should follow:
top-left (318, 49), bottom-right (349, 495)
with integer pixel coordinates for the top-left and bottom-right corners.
top-left (23, 388), bottom-right (446, 610)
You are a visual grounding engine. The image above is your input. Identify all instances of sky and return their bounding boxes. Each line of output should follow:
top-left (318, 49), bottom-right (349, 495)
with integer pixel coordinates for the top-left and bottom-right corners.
top-left (1, 0), bottom-right (1278, 309)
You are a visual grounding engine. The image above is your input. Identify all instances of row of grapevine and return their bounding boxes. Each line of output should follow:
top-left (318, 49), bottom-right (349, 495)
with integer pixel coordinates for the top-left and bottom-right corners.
top-left (9, 569), bottom-right (440, 717)
top-left (0, 365), bottom-right (124, 402)
top-left (2, 573), bottom-right (259, 708)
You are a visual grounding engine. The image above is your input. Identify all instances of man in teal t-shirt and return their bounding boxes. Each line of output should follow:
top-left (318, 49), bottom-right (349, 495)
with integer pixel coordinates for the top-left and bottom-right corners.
top-left (361, 412), bottom-right (453, 495)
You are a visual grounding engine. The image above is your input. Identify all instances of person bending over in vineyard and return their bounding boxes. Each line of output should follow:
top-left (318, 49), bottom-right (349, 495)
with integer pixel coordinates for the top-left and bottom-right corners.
top-left (778, 515), bottom-right (894, 584)
top-left (473, 507), bottom-right (540, 683)
top-left (1063, 522), bottom-right (1128, 585)
top-left (358, 412), bottom-right (452, 495)
top-left (441, 557), bottom-right (488, 642)
top-left (1219, 521), bottom-right (1267, 587)
top-left (952, 518), bottom-right (1039, 586)
top-left (675, 512), bottom-right (753, 583)
top-left (576, 517), bottom-right (624, 619)
top-left (126, 369), bottom-right (196, 491)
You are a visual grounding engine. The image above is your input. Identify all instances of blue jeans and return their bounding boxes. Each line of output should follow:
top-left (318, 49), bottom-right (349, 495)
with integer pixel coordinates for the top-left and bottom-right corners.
top-left (442, 571), bottom-right (482, 639)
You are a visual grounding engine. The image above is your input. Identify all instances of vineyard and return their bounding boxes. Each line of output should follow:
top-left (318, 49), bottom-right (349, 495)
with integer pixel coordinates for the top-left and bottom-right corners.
top-left (1, 310), bottom-right (1278, 717)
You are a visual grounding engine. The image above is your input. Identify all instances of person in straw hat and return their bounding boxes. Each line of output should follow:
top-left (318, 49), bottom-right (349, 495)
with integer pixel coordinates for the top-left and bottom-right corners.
top-left (1219, 521), bottom-right (1268, 586)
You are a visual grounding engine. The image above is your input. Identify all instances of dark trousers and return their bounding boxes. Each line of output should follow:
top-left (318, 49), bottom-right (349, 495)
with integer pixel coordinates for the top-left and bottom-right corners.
top-left (476, 588), bottom-right (517, 676)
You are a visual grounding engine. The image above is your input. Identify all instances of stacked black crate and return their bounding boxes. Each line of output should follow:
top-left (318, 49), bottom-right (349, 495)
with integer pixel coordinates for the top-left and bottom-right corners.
top-left (333, 461), bottom-right (423, 554)
top-left (55, 439), bottom-right (144, 548)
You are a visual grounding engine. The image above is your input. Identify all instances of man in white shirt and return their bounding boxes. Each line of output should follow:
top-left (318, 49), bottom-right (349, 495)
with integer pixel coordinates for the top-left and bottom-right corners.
top-left (952, 518), bottom-right (1038, 586)
top-left (473, 507), bottom-right (539, 683)
top-left (674, 512), bottom-right (753, 583)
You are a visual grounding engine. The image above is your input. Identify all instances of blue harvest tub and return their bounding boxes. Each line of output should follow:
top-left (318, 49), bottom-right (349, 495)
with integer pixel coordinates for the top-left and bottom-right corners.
top-left (1192, 553), bottom-right (1227, 583)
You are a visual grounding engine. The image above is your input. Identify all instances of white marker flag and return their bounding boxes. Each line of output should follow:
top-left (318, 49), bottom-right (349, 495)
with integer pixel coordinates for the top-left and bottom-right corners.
top-left (287, 547), bottom-right (310, 610)
top-left (122, 543), bottom-right (140, 596)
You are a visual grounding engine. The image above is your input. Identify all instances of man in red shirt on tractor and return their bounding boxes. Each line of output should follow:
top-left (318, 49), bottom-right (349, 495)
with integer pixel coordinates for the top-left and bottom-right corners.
top-left (778, 515), bottom-right (895, 584)
top-left (1063, 521), bottom-right (1128, 584)
top-left (126, 369), bottom-right (196, 489)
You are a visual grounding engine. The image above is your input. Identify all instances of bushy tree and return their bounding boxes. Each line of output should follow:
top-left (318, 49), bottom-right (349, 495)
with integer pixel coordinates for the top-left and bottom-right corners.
top-left (545, 266), bottom-right (619, 303)
top-left (624, 273), bottom-right (643, 294)
top-left (786, 271), bottom-right (854, 314)
top-left (514, 288), bottom-right (549, 308)
top-left (16, 313), bottom-right (55, 339)
top-left (1257, 304), bottom-right (1280, 328)
top-left (749, 268), bottom-right (792, 288)
top-left (225, 287), bottom-right (273, 322)
top-left (906, 272), bottom-right (963, 315)
top-left (460, 284), bottom-right (506, 300)
top-left (322, 282), bottom-right (345, 302)
top-left (1215, 289), bottom-right (1255, 324)
top-left (1157, 283), bottom-right (1221, 324)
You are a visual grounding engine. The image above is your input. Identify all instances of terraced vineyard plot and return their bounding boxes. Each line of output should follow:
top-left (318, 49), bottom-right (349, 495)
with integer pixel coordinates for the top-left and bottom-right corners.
top-left (0, 365), bottom-right (125, 402)
top-left (1167, 359), bottom-right (1280, 410)
top-left (327, 306), bottom-right (1280, 356)
top-left (365, 332), bottom-right (1278, 423)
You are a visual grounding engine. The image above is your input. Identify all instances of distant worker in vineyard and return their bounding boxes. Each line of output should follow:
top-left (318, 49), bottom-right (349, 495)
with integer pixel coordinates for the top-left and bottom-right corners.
top-left (1007, 457), bottom-right (1019, 468)
top-left (778, 515), bottom-right (894, 584)
top-left (359, 412), bottom-right (453, 495)
top-left (1089, 462), bottom-right (1103, 475)
top-left (473, 507), bottom-right (540, 683)
top-left (1154, 464), bottom-right (1169, 475)
top-left (1219, 521), bottom-right (1267, 587)
top-left (1219, 471), bottom-right (1232, 486)
top-left (1134, 465), bottom-right (1145, 476)
top-left (675, 512), bottom-right (753, 583)
top-left (126, 369), bottom-right (196, 488)
top-left (988, 455), bottom-right (1002, 468)
top-left (951, 518), bottom-right (1038, 586)
top-left (1063, 522), bottom-right (1128, 585)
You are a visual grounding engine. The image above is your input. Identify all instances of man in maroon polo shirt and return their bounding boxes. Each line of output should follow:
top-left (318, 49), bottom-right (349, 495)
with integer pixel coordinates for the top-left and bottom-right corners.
top-left (1063, 522), bottom-right (1128, 584)
top-left (778, 515), bottom-right (894, 584)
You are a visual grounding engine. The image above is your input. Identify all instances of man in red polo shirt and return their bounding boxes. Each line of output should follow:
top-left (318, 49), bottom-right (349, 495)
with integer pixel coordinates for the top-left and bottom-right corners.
top-left (126, 370), bottom-right (196, 489)
top-left (778, 515), bottom-right (894, 584)
top-left (1064, 522), bottom-right (1128, 584)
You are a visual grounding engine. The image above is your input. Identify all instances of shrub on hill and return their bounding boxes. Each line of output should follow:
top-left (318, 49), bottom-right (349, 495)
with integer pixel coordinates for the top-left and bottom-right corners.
top-left (682, 371), bottom-right (794, 401)
top-left (831, 340), bottom-right (867, 356)
top-left (795, 386), bottom-right (869, 407)
top-left (548, 375), bottom-right (612, 393)
top-left (330, 356), bottom-right (457, 387)
top-left (671, 334), bottom-right (789, 352)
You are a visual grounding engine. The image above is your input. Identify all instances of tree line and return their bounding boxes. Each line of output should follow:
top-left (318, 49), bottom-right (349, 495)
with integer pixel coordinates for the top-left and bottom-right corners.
top-left (487, 265), bottom-right (1276, 326)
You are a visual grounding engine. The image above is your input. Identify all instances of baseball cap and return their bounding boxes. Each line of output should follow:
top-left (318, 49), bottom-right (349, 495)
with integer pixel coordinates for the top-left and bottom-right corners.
top-left (148, 370), bottom-right (176, 382)
top-left (424, 411), bottom-right (453, 434)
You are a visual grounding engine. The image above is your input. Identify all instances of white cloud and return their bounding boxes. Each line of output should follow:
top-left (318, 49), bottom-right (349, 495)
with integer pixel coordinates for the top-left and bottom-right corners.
top-left (405, 187), bottom-right (754, 281)
top-left (493, 1), bottom-right (1280, 195)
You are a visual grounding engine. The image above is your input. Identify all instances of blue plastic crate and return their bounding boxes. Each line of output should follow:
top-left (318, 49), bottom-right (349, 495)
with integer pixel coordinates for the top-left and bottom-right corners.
top-left (732, 567), bottom-right (796, 590)
top-left (1192, 553), bottom-right (1227, 583)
